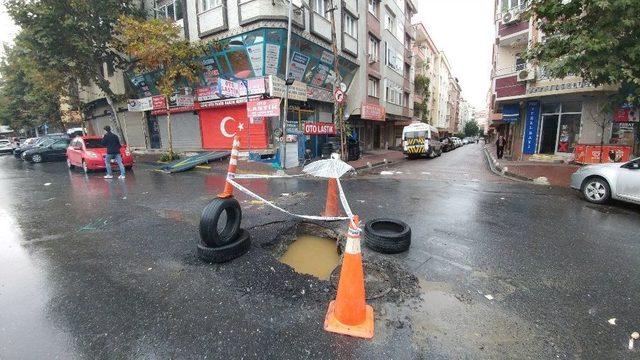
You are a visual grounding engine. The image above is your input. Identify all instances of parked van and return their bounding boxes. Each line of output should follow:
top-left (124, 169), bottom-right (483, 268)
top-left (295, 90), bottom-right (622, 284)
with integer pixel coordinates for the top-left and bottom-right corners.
top-left (402, 122), bottom-right (442, 159)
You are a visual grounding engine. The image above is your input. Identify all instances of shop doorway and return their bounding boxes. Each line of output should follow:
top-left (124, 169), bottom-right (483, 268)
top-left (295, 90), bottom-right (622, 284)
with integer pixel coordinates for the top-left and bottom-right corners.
top-left (147, 116), bottom-right (161, 149)
top-left (539, 115), bottom-right (559, 154)
top-left (373, 125), bottom-right (381, 149)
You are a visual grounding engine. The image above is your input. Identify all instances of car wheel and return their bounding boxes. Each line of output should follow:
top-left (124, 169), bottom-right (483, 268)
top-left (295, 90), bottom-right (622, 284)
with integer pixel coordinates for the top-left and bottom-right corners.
top-left (82, 160), bottom-right (89, 174)
top-left (67, 158), bottom-right (75, 169)
top-left (363, 218), bottom-right (411, 254)
top-left (197, 229), bottom-right (251, 263)
top-left (31, 154), bottom-right (42, 163)
top-left (582, 177), bottom-right (611, 204)
top-left (199, 198), bottom-right (242, 247)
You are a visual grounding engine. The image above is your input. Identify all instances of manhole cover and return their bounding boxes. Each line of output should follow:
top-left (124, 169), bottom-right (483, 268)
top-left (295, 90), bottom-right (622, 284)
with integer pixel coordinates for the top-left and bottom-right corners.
top-left (330, 262), bottom-right (392, 300)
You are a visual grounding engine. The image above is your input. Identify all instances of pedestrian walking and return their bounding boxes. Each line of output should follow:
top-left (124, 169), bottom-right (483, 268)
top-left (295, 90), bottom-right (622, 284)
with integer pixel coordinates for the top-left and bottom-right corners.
top-left (496, 135), bottom-right (506, 159)
top-left (101, 126), bottom-right (126, 179)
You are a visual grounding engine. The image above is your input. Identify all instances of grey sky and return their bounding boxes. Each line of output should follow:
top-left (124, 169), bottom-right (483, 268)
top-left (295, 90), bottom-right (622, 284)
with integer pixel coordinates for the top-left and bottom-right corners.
top-left (414, 0), bottom-right (495, 110)
top-left (0, 5), bottom-right (20, 57)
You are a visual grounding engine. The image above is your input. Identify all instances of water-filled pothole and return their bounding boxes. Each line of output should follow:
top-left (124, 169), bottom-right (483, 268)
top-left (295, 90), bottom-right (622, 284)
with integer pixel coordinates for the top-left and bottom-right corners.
top-left (277, 222), bottom-right (342, 280)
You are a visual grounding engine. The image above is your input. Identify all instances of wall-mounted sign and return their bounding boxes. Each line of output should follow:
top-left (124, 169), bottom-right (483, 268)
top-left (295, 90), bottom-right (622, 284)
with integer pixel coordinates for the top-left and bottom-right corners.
top-left (246, 43), bottom-right (264, 76)
top-left (199, 95), bottom-right (262, 109)
top-left (361, 103), bottom-right (385, 121)
top-left (289, 52), bottom-right (310, 82)
top-left (320, 51), bottom-right (335, 65)
top-left (614, 107), bottom-right (639, 123)
top-left (268, 75), bottom-right (308, 101)
top-left (523, 100), bottom-right (540, 154)
top-left (247, 99), bottom-right (281, 118)
top-left (152, 96), bottom-right (167, 110)
top-left (127, 97), bottom-right (153, 112)
top-left (304, 122), bottom-right (336, 135)
top-left (218, 78), bottom-right (239, 98)
top-left (173, 95), bottom-right (194, 107)
top-left (197, 86), bottom-right (218, 102)
top-left (265, 44), bottom-right (280, 76)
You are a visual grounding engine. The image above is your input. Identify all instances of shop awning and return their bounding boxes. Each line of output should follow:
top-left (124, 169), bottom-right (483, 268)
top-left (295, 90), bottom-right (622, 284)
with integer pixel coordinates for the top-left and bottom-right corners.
top-left (502, 104), bottom-right (520, 123)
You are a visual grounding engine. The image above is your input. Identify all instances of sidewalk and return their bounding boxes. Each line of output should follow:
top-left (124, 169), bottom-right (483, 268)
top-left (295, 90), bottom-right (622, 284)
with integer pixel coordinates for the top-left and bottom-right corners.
top-left (484, 144), bottom-right (580, 187)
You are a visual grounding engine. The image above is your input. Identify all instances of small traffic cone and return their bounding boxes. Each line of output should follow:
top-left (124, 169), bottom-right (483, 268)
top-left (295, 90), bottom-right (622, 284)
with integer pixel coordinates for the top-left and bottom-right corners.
top-left (218, 135), bottom-right (240, 199)
top-left (321, 178), bottom-right (342, 217)
top-left (324, 215), bottom-right (374, 339)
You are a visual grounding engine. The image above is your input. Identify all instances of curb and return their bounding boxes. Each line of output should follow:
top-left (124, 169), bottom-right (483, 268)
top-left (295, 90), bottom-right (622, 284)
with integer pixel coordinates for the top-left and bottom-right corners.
top-left (482, 146), bottom-right (532, 183)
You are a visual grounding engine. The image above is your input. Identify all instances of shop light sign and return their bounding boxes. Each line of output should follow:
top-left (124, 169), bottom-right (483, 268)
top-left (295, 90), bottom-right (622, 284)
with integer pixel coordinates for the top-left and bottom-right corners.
top-left (304, 122), bottom-right (336, 135)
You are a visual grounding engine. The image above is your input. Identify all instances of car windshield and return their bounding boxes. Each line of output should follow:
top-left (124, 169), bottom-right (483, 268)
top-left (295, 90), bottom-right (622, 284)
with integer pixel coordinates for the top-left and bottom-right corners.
top-left (84, 139), bottom-right (104, 149)
top-left (39, 139), bottom-right (56, 147)
top-left (405, 131), bottom-right (427, 139)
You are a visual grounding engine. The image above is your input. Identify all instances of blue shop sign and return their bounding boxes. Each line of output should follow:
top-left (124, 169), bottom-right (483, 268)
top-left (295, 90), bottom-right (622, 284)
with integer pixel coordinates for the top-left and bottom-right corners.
top-left (523, 101), bottom-right (540, 154)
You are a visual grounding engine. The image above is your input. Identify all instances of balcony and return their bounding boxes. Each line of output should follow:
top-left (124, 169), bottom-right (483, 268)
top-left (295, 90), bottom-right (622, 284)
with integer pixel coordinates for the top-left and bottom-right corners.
top-left (413, 47), bottom-right (426, 64)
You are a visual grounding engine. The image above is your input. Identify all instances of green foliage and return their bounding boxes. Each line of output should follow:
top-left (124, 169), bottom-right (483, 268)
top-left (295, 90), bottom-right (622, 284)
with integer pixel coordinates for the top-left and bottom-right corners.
top-left (116, 16), bottom-right (204, 97)
top-left (463, 120), bottom-right (480, 138)
top-left (526, 0), bottom-right (640, 107)
top-left (0, 42), bottom-right (62, 132)
top-left (414, 74), bottom-right (431, 123)
top-left (160, 151), bottom-right (179, 162)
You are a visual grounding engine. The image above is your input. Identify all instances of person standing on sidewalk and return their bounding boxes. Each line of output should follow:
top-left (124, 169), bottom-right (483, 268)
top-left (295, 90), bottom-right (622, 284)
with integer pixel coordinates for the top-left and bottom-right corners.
top-left (496, 135), bottom-right (506, 159)
top-left (101, 126), bottom-right (126, 179)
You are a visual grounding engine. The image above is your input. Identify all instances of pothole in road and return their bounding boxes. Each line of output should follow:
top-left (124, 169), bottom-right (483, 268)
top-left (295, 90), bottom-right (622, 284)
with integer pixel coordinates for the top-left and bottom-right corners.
top-left (330, 262), bottom-right (392, 300)
top-left (276, 222), bottom-right (342, 281)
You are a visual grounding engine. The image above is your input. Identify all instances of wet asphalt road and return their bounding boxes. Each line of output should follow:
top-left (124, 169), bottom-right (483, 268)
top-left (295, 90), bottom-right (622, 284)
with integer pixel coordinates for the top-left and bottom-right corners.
top-left (1, 143), bottom-right (639, 359)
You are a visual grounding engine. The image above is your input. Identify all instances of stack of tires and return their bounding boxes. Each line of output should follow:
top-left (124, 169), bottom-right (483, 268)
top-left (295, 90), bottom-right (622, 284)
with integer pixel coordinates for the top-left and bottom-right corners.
top-left (197, 198), bottom-right (251, 263)
top-left (363, 218), bottom-right (411, 254)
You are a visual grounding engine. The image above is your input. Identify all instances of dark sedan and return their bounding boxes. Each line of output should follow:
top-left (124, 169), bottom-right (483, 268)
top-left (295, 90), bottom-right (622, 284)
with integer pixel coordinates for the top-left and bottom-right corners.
top-left (22, 138), bottom-right (70, 163)
top-left (13, 135), bottom-right (67, 158)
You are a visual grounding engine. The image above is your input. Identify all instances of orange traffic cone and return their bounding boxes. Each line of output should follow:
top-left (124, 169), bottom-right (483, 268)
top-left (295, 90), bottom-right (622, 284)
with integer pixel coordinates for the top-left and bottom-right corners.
top-left (324, 215), bottom-right (374, 339)
top-left (321, 178), bottom-right (342, 217)
top-left (218, 135), bottom-right (240, 199)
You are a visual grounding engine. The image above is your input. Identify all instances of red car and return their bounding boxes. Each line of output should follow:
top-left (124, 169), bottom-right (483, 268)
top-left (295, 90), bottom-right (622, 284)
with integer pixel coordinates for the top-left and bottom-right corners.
top-left (66, 136), bottom-right (134, 173)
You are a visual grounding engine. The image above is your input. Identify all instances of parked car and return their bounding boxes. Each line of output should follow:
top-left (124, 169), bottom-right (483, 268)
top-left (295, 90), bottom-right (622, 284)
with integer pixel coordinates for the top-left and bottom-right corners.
top-left (570, 157), bottom-right (640, 204)
top-left (440, 137), bottom-right (454, 152)
top-left (462, 138), bottom-right (469, 145)
top-left (22, 138), bottom-right (70, 163)
top-left (66, 136), bottom-right (133, 173)
top-left (402, 122), bottom-right (442, 159)
top-left (0, 140), bottom-right (12, 154)
top-left (450, 137), bottom-right (462, 148)
top-left (13, 135), bottom-right (67, 158)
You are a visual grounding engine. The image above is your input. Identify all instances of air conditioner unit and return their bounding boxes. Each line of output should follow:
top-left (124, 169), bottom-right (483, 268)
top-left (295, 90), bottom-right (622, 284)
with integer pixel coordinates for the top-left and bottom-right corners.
top-left (502, 10), bottom-right (519, 25)
top-left (517, 67), bottom-right (536, 82)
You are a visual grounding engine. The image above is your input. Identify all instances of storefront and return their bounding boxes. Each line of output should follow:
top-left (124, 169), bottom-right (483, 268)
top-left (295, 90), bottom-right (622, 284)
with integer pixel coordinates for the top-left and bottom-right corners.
top-left (199, 103), bottom-right (269, 150)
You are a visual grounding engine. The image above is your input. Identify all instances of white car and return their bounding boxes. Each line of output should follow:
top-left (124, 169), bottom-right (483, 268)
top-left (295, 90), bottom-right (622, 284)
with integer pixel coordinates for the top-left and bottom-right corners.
top-left (570, 158), bottom-right (640, 204)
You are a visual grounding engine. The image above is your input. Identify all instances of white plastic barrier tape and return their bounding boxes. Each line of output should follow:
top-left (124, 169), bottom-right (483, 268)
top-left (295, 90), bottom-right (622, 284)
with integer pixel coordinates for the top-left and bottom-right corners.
top-left (335, 178), bottom-right (354, 219)
top-left (227, 177), bottom-right (352, 221)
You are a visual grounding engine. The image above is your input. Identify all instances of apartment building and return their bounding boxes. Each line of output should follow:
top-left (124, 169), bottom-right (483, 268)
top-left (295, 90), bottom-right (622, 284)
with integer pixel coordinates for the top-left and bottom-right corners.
top-left (349, 0), bottom-right (416, 151)
top-left (489, 0), bottom-right (633, 161)
top-left (475, 109), bottom-right (489, 135)
top-left (412, 23), bottom-right (438, 126)
top-left (447, 76), bottom-right (461, 134)
top-left (433, 52), bottom-right (452, 132)
top-left (458, 99), bottom-right (474, 134)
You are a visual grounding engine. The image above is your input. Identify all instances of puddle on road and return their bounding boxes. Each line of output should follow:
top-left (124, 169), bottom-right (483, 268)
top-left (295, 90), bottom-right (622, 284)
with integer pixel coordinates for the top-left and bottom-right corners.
top-left (279, 234), bottom-right (339, 280)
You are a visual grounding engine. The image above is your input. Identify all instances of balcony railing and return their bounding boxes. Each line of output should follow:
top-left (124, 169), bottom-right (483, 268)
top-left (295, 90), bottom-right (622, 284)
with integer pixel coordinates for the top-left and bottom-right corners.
top-left (493, 63), bottom-right (527, 78)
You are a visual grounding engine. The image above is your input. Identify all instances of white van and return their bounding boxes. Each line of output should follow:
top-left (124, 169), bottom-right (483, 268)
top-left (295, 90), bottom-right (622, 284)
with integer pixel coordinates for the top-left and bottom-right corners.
top-left (402, 122), bottom-right (442, 159)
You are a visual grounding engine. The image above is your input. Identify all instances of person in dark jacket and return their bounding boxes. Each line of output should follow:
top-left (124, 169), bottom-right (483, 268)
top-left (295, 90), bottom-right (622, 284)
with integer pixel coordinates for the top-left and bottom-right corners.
top-left (496, 135), bottom-right (506, 159)
top-left (101, 126), bottom-right (126, 179)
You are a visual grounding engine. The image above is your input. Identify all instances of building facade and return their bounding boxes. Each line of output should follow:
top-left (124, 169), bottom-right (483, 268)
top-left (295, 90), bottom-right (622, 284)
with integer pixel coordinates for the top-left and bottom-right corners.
top-left (489, 0), bottom-right (636, 161)
top-left (457, 98), bottom-right (474, 134)
top-left (412, 23), bottom-right (438, 126)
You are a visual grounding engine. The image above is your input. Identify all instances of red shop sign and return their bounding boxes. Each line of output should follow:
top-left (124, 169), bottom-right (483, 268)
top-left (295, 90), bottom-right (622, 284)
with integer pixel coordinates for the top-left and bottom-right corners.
top-left (361, 103), bottom-right (386, 121)
top-left (304, 122), bottom-right (336, 135)
top-left (246, 98), bottom-right (281, 118)
top-left (152, 95), bottom-right (167, 110)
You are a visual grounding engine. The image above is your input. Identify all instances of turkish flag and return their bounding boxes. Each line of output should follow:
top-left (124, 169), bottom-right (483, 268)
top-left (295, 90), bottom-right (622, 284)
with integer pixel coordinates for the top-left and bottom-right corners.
top-left (199, 105), bottom-right (268, 150)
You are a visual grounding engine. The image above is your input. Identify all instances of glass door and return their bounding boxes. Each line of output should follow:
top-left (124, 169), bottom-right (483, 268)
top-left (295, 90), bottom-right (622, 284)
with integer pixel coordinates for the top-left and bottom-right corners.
top-left (539, 115), bottom-right (559, 154)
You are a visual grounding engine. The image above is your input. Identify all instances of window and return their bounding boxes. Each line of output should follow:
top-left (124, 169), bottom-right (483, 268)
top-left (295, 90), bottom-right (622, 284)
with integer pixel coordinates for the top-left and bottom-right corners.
top-left (384, 79), bottom-right (402, 106)
top-left (502, 0), bottom-right (528, 11)
top-left (404, 92), bottom-right (410, 107)
top-left (314, 0), bottom-right (329, 19)
top-left (384, 42), bottom-right (403, 74)
top-left (386, 11), bottom-right (396, 34)
top-left (368, 36), bottom-right (379, 62)
top-left (51, 141), bottom-right (69, 150)
top-left (201, 0), bottom-right (222, 12)
top-left (158, 0), bottom-right (183, 21)
top-left (368, 0), bottom-right (378, 16)
top-left (344, 13), bottom-right (357, 39)
top-left (368, 77), bottom-right (379, 97)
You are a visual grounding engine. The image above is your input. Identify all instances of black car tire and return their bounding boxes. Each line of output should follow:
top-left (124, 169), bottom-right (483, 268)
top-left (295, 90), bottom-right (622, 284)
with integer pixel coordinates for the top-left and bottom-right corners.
top-left (199, 197), bottom-right (242, 247)
top-left (197, 229), bottom-right (251, 263)
top-left (31, 154), bottom-right (42, 163)
top-left (581, 177), bottom-right (611, 204)
top-left (364, 218), bottom-right (411, 254)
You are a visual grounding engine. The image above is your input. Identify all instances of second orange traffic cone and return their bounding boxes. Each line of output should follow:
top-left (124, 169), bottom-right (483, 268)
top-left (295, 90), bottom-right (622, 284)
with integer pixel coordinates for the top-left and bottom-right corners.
top-left (324, 215), bottom-right (374, 339)
top-left (321, 178), bottom-right (342, 217)
top-left (218, 135), bottom-right (240, 198)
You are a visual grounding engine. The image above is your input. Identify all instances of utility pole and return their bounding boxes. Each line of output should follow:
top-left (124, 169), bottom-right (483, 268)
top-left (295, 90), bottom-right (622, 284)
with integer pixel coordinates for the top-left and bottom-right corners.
top-left (280, 0), bottom-right (294, 169)
top-left (327, 0), bottom-right (347, 160)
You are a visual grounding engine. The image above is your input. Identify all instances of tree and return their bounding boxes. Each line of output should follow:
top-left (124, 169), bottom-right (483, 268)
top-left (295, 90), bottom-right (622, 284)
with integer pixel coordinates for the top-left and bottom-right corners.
top-left (414, 74), bottom-right (431, 123)
top-left (463, 120), bottom-right (480, 138)
top-left (116, 16), bottom-right (203, 160)
top-left (526, 0), bottom-right (640, 107)
top-left (6, 0), bottom-right (144, 139)
top-left (0, 41), bottom-right (62, 134)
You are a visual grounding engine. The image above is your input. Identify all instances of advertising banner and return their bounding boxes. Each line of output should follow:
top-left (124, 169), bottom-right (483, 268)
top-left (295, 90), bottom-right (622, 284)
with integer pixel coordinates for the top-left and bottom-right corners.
top-left (523, 101), bottom-right (540, 154)
top-left (268, 75), bottom-right (308, 101)
top-left (246, 44), bottom-right (264, 76)
top-left (265, 44), bottom-right (280, 76)
top-left (247, 99), bottom-right (281, 118)
top-left (304, 122), bottom-right (336, 135)
top-left (289, 52), bottom-right (310, 82)
top-left (127, 97), bottom-right (153, 112)
top-left (152, 96), bottom-right (167, 110)
top-left (614, 107), bottom-right (639, 123)
top-left (197, 86), bottom-right (218, 102)
top-left (573, 144), bottom-right (633, 164)
top-left (361, 103), bottom-right (385, 121)
top-left (218, 79), bottom-right (239, 98)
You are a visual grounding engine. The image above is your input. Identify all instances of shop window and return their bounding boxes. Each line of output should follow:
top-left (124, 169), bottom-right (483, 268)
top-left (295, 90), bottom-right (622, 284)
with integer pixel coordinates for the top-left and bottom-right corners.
top-left (541, 102), bottom-right (560, 114)
top-left (561, 101), bottom-right (582, 113)
top-left (216, 54), bottom-right (231, 75)
top-left (226, 49), bottom-right (253, 78)
top-left (557, 114), bottom-right (580, 153)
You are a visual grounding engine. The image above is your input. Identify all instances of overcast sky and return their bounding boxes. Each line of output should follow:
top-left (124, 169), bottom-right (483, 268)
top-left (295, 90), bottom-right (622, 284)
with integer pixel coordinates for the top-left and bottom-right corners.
top-left (0, 5), bottom-right (19, 57)
top-left (415, 0), bottom-right (495, 111)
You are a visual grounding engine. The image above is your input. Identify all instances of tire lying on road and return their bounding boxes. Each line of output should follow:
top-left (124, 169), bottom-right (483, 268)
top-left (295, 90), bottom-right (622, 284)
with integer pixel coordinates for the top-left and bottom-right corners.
top-left (363, 218), bottom-right (411, 254)
top-left (197, 229), bottom-right (252, 263)
top-left (199, 198), bottom-right (242, 247)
